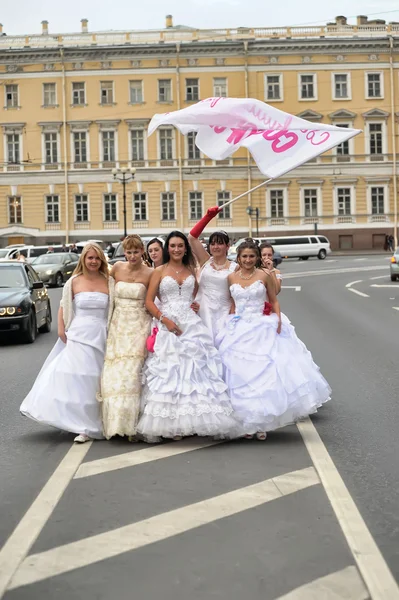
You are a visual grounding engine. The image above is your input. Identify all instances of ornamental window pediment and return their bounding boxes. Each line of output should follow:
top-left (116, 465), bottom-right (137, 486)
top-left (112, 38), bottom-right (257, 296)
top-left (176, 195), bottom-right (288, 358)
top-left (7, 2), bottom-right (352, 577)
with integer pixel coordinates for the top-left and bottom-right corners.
top-left (362, 109), bottom-right (389, 120)
top-left (297, 110), bottom-right (323, 122)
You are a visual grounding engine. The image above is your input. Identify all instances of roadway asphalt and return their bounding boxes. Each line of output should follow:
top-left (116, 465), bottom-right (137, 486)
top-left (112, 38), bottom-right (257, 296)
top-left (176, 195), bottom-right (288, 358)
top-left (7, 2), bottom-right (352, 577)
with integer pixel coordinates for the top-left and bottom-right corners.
top-left (0, 254), bottom-right (398, 599)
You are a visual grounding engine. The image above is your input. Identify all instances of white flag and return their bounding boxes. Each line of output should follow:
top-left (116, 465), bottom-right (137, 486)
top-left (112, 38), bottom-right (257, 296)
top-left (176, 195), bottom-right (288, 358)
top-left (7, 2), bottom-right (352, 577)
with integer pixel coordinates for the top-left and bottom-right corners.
top-left (148, 97), bottom-right (361, 178)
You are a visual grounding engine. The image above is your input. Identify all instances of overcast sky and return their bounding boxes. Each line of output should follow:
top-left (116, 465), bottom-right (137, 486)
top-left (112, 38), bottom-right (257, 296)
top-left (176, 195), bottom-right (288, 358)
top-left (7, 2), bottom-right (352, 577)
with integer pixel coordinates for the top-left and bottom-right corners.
top-left (2, 0), bottom-right (399, 36)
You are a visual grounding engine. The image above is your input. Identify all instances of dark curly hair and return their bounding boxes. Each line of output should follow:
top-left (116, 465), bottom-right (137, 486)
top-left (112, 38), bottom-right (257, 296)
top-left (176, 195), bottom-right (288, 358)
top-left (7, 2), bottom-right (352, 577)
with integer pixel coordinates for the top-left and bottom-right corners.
top-left (237, 240), bottom-right (261, 268)
top-left (163, 230), bottom-right (197, 272)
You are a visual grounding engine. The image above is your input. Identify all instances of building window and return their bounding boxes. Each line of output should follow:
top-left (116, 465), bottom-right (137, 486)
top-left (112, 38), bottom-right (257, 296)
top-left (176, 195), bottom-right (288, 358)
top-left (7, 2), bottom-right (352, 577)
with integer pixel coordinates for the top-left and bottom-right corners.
top-left (100, 81), bottom-right (114, 105)
top-left (270, 190), bottom-right (284, 217)
top-left (5, 84), bottom-right (18, 108)
top-left (129, 80), bottom-right (143, 104)
top-left (369, 123), bottom-right (383, 159)
top-left (300, 74), bottom-right (316, 99)
top-left (75, 194), bottom-right (89, 222)
top-left (158, 79), bottom-right (172, 102)
top-left (189, 191), bottom-right (203, 220)
top-left (46, 195), bottom-right (60, 223)
top-left (367, 73), bottom-right (382, 98)
top-left (133, 193), bottom-right (147, 221)
top-left (217, 191), bottom-right (231, 219)
top-left (7, 134), bottom-right (20, 164)
top-left (161, 192), bottom-right (176, 221)
top-left (333, 74), bottom-right (349, 99)
top-left (159, 129), bottom-right (173, 160)
top-left (104, 193), bottom-right (117, 221)
top-left (102, 131), bottom-right (115, 162)
top-left (213, 77), bottom-right (227, 97)
top-left (265, 75), bottom-right (282, 100)
top-left (335, 124), bottom-right (350, 160)
top-left (131, 129), bottom-right (144, 162)
top-left (8, 196), bottom-right (22, 224)
top-left (337, 188), bottom-right (352, 215)
top-left (73, 132), bottom-right (87, 164)
top-left (43, 83), bottom-right (56, 106)
top-left (44, 132), bottom-right (58, 164)
top-left (186, 78), bottom-right (199, 102)
top-left (72, 82), bottom-right (85, 105)
top-left (303, 189), bottom-right (318, 217)
top-left (187, 132), bottom-right (200, 160)
top-left (370, 187), bottom-right (385, 215)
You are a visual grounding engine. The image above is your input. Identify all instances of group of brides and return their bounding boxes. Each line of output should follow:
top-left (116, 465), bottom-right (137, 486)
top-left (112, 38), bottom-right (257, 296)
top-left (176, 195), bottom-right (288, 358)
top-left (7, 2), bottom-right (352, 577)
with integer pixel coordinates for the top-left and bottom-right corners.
top-left (20, 207), bottom-right (331, 443)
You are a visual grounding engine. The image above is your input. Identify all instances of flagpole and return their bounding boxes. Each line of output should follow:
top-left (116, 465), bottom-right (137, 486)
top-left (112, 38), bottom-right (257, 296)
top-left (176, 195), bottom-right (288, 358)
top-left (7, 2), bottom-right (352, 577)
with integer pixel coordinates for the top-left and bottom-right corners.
top-left (218, 178), bottom-right (273, 210)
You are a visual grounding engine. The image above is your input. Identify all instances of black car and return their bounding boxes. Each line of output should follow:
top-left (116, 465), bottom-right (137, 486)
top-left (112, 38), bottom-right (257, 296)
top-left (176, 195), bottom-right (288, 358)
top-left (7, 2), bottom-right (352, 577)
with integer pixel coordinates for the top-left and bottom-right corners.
top-left (0, 261), bottom-right (52, 343)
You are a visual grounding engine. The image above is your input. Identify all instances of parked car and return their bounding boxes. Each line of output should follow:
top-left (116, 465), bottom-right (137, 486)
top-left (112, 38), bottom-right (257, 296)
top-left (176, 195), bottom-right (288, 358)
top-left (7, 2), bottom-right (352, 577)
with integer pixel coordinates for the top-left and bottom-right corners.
top-left (108, 237), bottom-right (156, 265)
top-left (31, 252), bottom-right (79, 287)
top-left (0, 245), bottom-right (64, 262)
top-left (390, 248), bottom-right (399, 281)
top-left (228, 235), bottom-right (331, 261)
top-left (0, 260), bottom-right (52, 343)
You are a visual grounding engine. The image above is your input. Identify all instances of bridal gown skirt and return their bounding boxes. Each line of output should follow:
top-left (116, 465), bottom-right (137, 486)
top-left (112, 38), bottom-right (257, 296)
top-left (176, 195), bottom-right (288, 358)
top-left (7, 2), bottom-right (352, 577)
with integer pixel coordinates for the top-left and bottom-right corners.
top-left (20, 293), bottom-right (108, 439)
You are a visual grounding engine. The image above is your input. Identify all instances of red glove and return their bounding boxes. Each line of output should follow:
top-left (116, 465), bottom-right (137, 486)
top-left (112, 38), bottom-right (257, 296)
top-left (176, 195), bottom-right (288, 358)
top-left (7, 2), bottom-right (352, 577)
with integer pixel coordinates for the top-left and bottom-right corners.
top-left (190, 206), bottom-right (221, 238)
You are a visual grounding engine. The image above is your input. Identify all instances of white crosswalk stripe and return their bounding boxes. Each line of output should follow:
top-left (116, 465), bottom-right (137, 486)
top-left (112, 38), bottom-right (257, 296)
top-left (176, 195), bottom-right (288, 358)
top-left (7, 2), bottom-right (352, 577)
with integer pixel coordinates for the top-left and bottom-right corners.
top-left (276, 566), bottom-right (368, 600)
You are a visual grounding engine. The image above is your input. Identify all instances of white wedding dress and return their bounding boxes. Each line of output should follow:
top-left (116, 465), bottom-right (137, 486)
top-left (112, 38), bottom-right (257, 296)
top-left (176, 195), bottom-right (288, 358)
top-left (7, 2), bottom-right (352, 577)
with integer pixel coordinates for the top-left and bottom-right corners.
top-left (20, 292), bottom-right (108, 438)
top-left (216, 281), bottom-right (331, 434)
top-left (137, 275), bottom-right (239, 440)
top-left (196, 259), bottom-right (236, 343)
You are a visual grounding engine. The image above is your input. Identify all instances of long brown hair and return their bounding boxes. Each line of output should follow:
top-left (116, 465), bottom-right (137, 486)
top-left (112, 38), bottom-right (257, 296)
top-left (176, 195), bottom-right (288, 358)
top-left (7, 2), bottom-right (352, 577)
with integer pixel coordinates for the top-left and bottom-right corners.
top-left (73, 243), bottom-right (109, 278)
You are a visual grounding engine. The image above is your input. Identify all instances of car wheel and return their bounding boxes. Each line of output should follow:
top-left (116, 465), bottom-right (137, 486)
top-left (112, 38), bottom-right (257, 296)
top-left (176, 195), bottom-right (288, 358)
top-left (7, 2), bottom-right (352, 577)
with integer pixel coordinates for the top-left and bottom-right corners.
top-left (301, 256), bottom-right (309, 261)
top-left (391, 274), bottom-right (397, 282)
top-left (39, 303), bottom-right (52, 333)
top-left (55, 272), bottom-right (63, 287)
top-left (23, 310), bottom-right (37, 344)
top-left (318, 249), bottom-right (327, 260)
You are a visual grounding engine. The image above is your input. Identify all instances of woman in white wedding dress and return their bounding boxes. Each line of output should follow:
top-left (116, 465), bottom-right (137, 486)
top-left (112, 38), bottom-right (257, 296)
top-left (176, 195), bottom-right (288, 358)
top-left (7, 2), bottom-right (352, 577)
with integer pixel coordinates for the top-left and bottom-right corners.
top-left (20, 244), bottom-right (114, 443)
top-left (216, 241), bottom-right (331, 440)
top-left (137, 231), bottom-right (239, 442)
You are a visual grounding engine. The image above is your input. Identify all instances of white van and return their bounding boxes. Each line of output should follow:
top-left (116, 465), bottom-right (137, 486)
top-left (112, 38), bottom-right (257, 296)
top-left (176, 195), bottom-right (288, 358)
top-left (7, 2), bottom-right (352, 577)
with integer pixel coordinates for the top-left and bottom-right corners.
top-left (0, 245), bottom-right (63, 262)
top-left (229, 235), bottom-right (331, 260)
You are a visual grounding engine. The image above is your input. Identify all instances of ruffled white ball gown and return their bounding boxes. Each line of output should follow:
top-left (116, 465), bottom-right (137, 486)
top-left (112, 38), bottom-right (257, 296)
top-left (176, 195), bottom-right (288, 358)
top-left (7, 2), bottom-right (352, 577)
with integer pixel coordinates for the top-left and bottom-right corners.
top-left (20, 292), bottom-right (108, 439)
top-left (196, 259), bottom-right (237, 343)
top-left (137, 275), bottom-right (239, 440)
top-left (99, 282), bottom-right (151, 439)
top-left (216, 281), bottom-right (331, 434)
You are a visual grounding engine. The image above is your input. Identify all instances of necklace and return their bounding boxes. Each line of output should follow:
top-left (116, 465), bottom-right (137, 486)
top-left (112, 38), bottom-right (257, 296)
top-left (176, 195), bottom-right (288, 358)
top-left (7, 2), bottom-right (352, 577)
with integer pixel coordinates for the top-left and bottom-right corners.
top-left (169, 265), bottom-right (184, 275)
top-left (212, 258), bottom-right (229, 271)
top-left (238, 268), bottom-right (256, 280)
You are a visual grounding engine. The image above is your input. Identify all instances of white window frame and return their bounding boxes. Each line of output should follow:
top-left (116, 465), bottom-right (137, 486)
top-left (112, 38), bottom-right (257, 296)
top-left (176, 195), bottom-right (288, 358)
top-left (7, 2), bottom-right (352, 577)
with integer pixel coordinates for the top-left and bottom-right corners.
top-left (213, 77), bottom-right (228, 98)
top-left (45, 194), bottom-right (61, 223)
top-left (217, 191), bottom-right (232, 219)
top-left (70, 129), bottom-right (90, 167)
top-left (266, 188), bottom-right (289, 218)
top-left (5, 132), bottom-right (21, 165)
top-left (74, 193), bottom-right (90, 222)
top-left (264, 73), bottom-right (283, 102)
top-left (129, 127), bottom-right (147, 164)
top-left (186, 132), bottom-right (201, 162)
top-left (365, 71), bottom-right (384, 100)
top-left (5, 84), bottom-right (19, 109)
top-left (42, 131), bottom-right (59, 166)
top-left (157, 128), bottom-right (175, 164)
top-left (367, 183), bottom-right (389, 216)
top-left (8, 195), bottom-right (23, 224)
top-left (71, 82), bottom-right (86, 106)
top-left (103, 193), bottom-right (119, 222)
top-left (334, 186), bottom-right (356, 216)
top-left (158, 79), bottom-right (173, 103)
top-left (129, 80), bottom-right (144, 104)
top-left (188, 191), bottom-right (204, 221)
top-left (100, 129), bottom-right (117, 164)
top-left (132, 192), bottom-right (148, 222)
top-left (332, 122), bottom-right (355, 162)
top-left (301, 187), bottom-right (322, 218)
top-left (100, 81), bottom-right (114, 105)
top-left (185, 78), bottom-right (200, 102)
top-left (160, 191), bottom-right (176, 221)
top-left (43, 82), bottom-right (57, 107)
top-left (298, 73), bottom-right (318, 101)
top-left (365, 120), bottom-right (387, 161)
top-left (331, 72), bottom-right (351, 100)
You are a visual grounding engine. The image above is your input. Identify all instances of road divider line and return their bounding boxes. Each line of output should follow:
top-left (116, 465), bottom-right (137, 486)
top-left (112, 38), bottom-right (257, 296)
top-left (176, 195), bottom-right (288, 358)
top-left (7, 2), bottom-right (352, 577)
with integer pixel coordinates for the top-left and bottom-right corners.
top-left (74, 438), bottom-right (221, 479)
top-left (370, 284), bottom-right (398, 288)
top-left (284, 266), bottom-right (386, 279)
top-left (275, 565), bottom-right (368, 599)
top-left (346, 280), bottom-right (363, 288)
top-left (348, 288), bottom-right (370, 298)
top-left (0, 442), bottom-right (91, 599)
top-left (298, 418), bottom-right (399, 600)
top-left (392, 307), bottom-right (399, 311)
top-left (369, 275), bottom-right (388, 281)
top-left (8, 467), bottom-right (319, 590)
top-left (282, 286), bottom-right (301, 291)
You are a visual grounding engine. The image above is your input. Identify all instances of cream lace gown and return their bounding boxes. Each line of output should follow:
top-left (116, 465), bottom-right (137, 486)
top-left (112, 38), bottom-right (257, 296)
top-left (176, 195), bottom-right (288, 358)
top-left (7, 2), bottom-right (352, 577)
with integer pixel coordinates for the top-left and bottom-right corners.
top-left (99, 282), bottom-right (151, 439)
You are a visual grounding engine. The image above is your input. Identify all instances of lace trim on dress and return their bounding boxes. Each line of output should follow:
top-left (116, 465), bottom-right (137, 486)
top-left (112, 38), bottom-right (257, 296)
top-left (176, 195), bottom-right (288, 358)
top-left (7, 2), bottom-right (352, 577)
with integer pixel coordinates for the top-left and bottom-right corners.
top-left (143, 402), bottom-right (235, 419)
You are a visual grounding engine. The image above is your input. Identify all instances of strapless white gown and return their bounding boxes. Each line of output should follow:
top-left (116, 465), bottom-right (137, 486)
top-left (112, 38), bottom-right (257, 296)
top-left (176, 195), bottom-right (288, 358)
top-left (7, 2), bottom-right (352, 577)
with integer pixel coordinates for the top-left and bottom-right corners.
top-left (20, 292), bottom-right (108, 438)
top-left (216, 281), bottom-right (331, 434)
top-left (137, 275), bottom-right (240, 440)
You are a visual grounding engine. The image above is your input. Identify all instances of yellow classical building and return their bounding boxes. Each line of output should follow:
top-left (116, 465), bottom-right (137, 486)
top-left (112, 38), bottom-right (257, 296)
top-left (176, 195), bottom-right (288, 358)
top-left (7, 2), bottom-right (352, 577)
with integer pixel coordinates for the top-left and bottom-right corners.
top-left (0, 14), bottom-right (398, 249)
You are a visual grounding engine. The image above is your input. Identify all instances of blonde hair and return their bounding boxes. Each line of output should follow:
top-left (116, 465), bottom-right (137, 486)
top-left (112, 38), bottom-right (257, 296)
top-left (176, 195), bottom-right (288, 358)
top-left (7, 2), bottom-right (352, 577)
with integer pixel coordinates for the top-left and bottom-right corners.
top-left (122, 234), bottom-right (144, 251)
top-left (73, 243), bottom-right (109, 278)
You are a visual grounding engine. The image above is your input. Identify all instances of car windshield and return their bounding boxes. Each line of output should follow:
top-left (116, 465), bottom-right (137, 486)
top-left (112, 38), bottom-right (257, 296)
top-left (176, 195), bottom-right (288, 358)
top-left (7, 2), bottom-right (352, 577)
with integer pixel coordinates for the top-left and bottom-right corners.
top-left (0, 250), bottom-right (9, 258)
top-left (0, 266), bottom-right (26, 288)
top-left (32, 253), bottom-right (67, 265)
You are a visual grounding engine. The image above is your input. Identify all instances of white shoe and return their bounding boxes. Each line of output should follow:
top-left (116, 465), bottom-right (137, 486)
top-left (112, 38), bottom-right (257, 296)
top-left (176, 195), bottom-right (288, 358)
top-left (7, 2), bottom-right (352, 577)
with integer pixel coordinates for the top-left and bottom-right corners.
top-left (74, 434), bottom-right (92, 443)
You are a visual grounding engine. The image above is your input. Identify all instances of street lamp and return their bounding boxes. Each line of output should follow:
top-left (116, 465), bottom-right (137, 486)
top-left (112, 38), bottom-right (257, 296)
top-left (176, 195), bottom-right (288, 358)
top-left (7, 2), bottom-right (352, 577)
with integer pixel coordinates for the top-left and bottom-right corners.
top-left (246, 206), bottom-right (260, 237)
top-left (112, 167), bottom-right (136, 238)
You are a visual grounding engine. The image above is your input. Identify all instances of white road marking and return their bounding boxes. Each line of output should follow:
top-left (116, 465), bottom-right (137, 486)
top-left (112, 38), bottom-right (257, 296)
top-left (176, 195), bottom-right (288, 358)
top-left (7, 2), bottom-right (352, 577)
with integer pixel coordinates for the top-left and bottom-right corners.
top-left (282, 286), bottom-right (301, 291)
top-left (369, 275), bottom-right (389, 281)
top-left (348, 288), bottom-right (370, 298)
top-left (284, 265), bottom-right (386, 280)
top-left (354, 258), bottom-right (367, 262)
top-left (392, 307), bottom-right (399, 311)
top-left (8, 467), bottom-right (319, 590)
top-left (346, 280), bottom-right (363, 288)
top-left (275, 565), bottom-right (368, 600)
top-left (298, 418), bottom-right (399, 600)
top-left (370, 284), bottom-right (399, 288)
top-left (0, 442), bottom-right (91, 598)
top-left (75, 438), bottom-right (221, 479)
